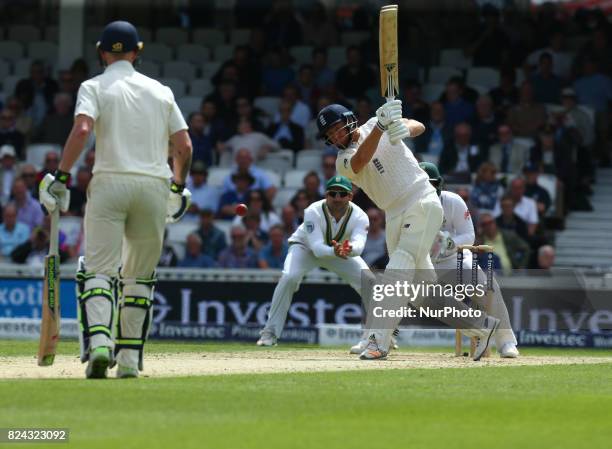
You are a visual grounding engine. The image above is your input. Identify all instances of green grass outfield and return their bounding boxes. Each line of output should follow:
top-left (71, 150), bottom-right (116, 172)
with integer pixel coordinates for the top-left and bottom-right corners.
top-left (1, 340), bottom-right (611, 449)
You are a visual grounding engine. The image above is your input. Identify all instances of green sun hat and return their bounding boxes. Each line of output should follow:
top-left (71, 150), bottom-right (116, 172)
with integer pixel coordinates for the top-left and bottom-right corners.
top-left (325, 175), bottom-right (352, 192)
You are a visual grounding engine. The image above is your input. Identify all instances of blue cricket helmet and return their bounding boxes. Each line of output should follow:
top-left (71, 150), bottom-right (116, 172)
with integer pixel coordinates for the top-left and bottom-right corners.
top-left (97, 21), bottom-right (143, 53)
top-left (316, 104), bottom-right (358, 148)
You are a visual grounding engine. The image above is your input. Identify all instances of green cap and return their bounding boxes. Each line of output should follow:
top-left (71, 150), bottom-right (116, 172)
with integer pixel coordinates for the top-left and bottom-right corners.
top-left (419, 162), bottom-right (442, 182)
top-left (325, 175), bottom-right (352, 192)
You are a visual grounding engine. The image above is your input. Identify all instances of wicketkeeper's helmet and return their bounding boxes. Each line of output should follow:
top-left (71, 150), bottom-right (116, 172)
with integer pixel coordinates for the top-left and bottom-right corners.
top-left (316, 104), bottom-right (358, 149)
top-left (419, 161), bottom-right (444, 196)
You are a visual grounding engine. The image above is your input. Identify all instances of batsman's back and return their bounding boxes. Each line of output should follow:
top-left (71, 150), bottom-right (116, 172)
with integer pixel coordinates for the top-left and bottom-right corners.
top-left (77, 62), bottom-right (185, 180)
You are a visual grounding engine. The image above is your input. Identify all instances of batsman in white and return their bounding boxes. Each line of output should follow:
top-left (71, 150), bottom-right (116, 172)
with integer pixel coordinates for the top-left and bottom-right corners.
top-left (317, 101), bottom-right (499, 361)
top-left (420, 161), bottom-right (519, 358)
top-left (39, 21), bottom-right (192, 379)
top-left (257, 175), bottom-right (370, 346)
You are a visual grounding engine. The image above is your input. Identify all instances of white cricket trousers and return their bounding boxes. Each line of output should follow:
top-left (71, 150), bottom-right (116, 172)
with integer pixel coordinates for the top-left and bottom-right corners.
top-left (370, 191), bottom-right (493, 349)
top-left (85, 173), bottom-right (168, 278)
top-left (83, 173), bottom-right (167, 366)
top-left (263, 243), bottom-right (370, 338)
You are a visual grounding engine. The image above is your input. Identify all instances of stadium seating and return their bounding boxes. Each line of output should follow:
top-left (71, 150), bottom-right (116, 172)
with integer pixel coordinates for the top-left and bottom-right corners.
top-left (189, 78), bottom-right (214, 97)
top-left (0, 62), bottom-right (10, 84)
top-left (283, 169), bottom-right (308, 188)
top-left (273, 187), bottom-right (297, 210)
top-left (176, 96), bottom-right (202, 118)
top-left (8, 25), bottom-right (40, 42)
top-left (2, 75), bottom-right (20, 96)
top-left (44, 26), bottom-right (58, 42)
top-left (466, 67), bottom-right (500, 90)
top-left (253, 96), bottom-right (281, 119)
top-left (138, 60), bottom-right (161, 78)
top-left (340, 31), bottom-right (369, 46)
top-left (27, 42), bottom-right (58, 64)
top-left (229, 28), bottom-right (250, 45)
top-left (163, 61), bottom-right (197, 82)
top-left (0, 42), bottom-right (24, 61)
top-left (289, 46), bottom-right (313, 66)
top-left (13, 59), bottom-right (32, 79)
top-left (257, 150), bottom-right (294, 173)
top-left (296, 151), bottom-right (322, 171)
top-left (159, 77), bottom-right (187, 97)
top-left (156, 27), bottom-right (189, 46)
top-left (328, 46), bottom-right (347, 70)
top-left (212, 45), bottom-right (234, 63)
top-left (262, 169), bottom-right (281, 188)
top-left (421, 83), bottom-right (445, 103)
top-left (201, 61), bottom-right (222, 79)
top-left (177, 44), bottom-right (210, 64)
top-left (208, 168), bottom-right (231, 187)
top-left (143, 43), bottom-right (173, 63)
top-left (439, 48), bottom-right (472, 69)
top-left (192, 28), bottom-right (226, 47)
top-left (428, 66), bottom-right (462, 84)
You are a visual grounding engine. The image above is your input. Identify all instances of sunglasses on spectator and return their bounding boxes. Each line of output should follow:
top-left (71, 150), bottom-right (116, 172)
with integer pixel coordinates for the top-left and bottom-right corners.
top-left (326, 191), bottom-right (349, 198)
top-left (22, 173), bottom-right (36, 177)
top-left (481, 220), bottom-right (495, 227)
top-left (231, 233), bottom-right (246, 238)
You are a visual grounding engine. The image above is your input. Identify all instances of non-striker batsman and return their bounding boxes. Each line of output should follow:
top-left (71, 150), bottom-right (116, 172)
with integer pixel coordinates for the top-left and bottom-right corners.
top-left (39, 21), bottom-right (193, 378)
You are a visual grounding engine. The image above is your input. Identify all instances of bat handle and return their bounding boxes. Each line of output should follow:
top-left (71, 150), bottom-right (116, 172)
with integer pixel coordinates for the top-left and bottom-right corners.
top-left (49, 208), bottom-right (60, 256)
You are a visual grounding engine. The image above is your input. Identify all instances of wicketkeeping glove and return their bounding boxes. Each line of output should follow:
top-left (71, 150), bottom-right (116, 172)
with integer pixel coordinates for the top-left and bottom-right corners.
top-left (39, 171), bottom-right (71, 213)
top-left (375, 99), bottom-right (403, 130)
top-left (166, 180), bottom-right (191, 223)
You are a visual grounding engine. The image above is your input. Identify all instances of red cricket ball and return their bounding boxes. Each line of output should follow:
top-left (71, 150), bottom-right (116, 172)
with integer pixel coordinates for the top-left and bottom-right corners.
top-left (235, 203), bottom-right (248, 217)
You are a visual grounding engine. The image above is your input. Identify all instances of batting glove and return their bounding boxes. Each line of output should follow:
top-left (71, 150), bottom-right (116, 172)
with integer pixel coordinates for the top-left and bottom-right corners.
top-left (375, 99), bottom-right (403, 131)
top-left (386, 119), bottom-right (411, 144)
top-left (166, 180), bottom-right (192, 223)
top-left (39, 171), bottom-right (71, 213)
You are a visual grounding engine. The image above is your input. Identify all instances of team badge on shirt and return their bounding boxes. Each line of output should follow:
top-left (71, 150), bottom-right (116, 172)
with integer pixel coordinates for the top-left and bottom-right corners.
top-left (464, 210), bottom-right (471, 220)
top-left (344, 158), bottom-right (348, 168)
top-left (305, 222), bottom-right (314, 233)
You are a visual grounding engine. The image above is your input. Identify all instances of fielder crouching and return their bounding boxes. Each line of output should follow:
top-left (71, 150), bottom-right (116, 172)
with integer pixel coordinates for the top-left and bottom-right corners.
top-left (39, 21), bottom-right (192, 379)
top-left (257, 176), bottom-right (373, 347)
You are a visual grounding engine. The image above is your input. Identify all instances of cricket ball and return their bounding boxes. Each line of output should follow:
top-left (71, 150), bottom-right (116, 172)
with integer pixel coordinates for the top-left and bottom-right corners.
top-left (235, 203), bottom-right (248, 217)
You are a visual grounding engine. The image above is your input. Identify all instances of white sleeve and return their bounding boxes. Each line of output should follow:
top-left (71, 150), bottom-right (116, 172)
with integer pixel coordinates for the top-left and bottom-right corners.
top-left (169, 101), bottom-right (189, 135)
top-left (303, 207), bottom-right (334, 258)
top-left (449, 196), bottom-right (475, 246)
top-left (348, 211), bottom-right (369, 257)
top-left (336, 148), bottom-right (358, 178)
top-left (75, 81), bottom-right (99, 120)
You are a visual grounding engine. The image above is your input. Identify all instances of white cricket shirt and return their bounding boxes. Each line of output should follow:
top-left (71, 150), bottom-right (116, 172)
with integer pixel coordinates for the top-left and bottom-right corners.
top-left (75, 60), bottom-right (188, 179)
top-left (289, 199), bottom-right (369, 258)
top-left (336, 117), bottom-right (436, 218)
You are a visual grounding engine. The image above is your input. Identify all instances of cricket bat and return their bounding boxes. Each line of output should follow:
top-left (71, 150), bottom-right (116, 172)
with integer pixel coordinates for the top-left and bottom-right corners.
top-left (379, 5), bottom-right (399, 102)
top-left (379, 5), bottom-right (410, 143)
top-left (38, 208), bottom-right (61, 366)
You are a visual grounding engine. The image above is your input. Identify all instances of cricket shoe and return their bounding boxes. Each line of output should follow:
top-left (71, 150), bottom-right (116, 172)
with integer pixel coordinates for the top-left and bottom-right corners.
top-left (256, 330), bottom-right (277, 347)
top-left (85, 346), bottom-right (111, 379)
top-left (359, 335), bottom-right (388, 360)
top-left (499, 342), bottom-right (519, 358)
top-left (116, 365), bottom-right (139, 379)
top-left (391, 328), bottom-right (400, 351)
top-left (472, 317), bottom-right (500, 361)
top-left (349, 339), bottom-right (368, 354)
